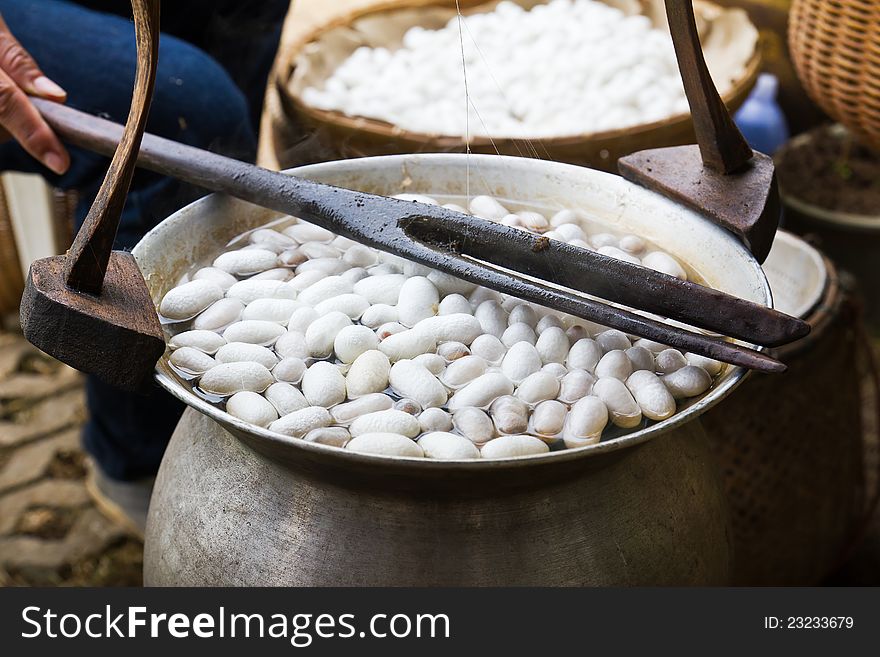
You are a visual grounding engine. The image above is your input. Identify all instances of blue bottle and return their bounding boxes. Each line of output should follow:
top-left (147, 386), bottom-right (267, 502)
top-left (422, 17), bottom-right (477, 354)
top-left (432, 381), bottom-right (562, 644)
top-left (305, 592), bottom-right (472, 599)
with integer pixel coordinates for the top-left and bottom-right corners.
top-left (734, 73), bottom-right (790, 155)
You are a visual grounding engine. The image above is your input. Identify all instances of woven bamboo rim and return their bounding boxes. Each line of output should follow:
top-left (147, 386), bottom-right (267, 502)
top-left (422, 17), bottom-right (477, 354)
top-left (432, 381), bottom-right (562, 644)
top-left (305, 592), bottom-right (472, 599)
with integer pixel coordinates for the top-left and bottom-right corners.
top-left (0, 182), bottom-right (25, 316)
top-left (275, 0), bottom-right (761, 169)
top-left (789, 0), bottom-right (880, 151)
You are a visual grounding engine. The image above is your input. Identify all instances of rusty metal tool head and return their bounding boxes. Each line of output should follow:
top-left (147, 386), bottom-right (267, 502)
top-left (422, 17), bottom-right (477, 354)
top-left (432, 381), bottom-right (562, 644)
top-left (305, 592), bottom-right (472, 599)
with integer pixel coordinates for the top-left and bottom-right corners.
top-left (19, 0), bottom-right (163, 392)
top-left (619, 0), bottom-right (780, 264)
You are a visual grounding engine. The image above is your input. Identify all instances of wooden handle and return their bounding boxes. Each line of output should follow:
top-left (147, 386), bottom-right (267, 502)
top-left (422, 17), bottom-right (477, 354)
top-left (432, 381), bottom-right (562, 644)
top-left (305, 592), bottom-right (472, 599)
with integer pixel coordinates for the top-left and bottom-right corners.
top-left (30, 99), bottom-right (806, 371)
top-left (32, 97), bottom-right (806, 348)
top-left (665, 0), bottom-right (753, 174)
top-left (63, 0), bottom-right (160, 294)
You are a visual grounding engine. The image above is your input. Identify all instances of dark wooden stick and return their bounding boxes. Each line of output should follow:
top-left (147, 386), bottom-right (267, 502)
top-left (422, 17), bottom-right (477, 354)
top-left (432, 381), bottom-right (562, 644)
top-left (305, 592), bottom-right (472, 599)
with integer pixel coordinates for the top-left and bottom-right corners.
top-left (664, 0), bottom-right (753, 174)
top-left (62, 0), bottom-right (159, 294)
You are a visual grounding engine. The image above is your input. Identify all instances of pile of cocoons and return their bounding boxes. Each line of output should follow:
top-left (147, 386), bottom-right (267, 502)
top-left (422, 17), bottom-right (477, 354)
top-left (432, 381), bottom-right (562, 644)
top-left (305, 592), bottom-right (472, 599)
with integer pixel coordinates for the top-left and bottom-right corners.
top-left (157, 191), bottom-right (723, 461)
top-left (301, 0), bottom-right (692, 137)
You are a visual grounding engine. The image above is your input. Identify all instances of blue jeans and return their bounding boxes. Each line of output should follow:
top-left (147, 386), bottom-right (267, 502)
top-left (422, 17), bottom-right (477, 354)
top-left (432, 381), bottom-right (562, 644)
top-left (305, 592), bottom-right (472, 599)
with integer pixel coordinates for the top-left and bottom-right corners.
top-left (0, 0), bottom-right (288, 479)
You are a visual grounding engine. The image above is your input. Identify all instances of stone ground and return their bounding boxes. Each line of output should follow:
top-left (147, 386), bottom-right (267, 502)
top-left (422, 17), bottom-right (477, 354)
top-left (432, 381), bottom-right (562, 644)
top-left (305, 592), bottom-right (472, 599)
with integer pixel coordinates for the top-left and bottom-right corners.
top-left (0, 327), bottom-right (142, 587)
top-left (0, 319), bottom-right (877, 587)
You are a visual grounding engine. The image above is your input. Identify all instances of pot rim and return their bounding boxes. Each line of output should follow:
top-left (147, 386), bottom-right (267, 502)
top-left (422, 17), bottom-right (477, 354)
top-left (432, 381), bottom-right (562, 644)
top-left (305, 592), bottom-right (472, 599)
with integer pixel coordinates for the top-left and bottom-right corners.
top-left (137, 153), bottom-right (771, 470)
top-left (764, 230), bottom-right (828, 320)
top-left (781, 192), bottom-right (880, 231)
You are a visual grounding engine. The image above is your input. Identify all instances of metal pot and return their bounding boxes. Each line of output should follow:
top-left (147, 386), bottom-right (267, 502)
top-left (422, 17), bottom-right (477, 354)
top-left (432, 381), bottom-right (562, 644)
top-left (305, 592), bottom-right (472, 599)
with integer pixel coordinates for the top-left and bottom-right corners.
top-left (134, 154), bottom-right (771, 586)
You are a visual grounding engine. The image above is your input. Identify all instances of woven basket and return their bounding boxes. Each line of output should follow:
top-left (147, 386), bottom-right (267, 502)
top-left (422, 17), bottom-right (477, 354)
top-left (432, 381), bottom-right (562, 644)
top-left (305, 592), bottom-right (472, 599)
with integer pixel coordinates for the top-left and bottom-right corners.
top-left (702, 242), bottom-right (880, 585)
top-left (789, 0), bottom-right (880, 151)
top-left (263, 0), bottom-right (761, 171)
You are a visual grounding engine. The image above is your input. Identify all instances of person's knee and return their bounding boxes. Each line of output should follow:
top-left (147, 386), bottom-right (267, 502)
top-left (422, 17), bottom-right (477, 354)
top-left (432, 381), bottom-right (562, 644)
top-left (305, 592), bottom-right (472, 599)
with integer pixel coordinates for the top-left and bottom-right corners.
top-left (151, 38), bottom-right (255, 159)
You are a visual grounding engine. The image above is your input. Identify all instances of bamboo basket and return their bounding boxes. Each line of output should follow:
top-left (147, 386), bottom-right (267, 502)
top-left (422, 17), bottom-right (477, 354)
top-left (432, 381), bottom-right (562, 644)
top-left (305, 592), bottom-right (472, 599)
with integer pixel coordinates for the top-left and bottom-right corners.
top-left (264, 0), bottom-right (761, 171)
top-left (789, 0), bottom-right (880, 151)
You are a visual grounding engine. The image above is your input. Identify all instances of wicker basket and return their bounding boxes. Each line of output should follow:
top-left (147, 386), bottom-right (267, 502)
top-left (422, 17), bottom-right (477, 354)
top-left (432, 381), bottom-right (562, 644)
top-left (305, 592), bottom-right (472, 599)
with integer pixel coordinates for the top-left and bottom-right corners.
top-left (702, 234), bottom-right (880, 585)
top-left (263, 0), bottom-right (761, 171)
top-left (789, 0), bottom-right (880, 151)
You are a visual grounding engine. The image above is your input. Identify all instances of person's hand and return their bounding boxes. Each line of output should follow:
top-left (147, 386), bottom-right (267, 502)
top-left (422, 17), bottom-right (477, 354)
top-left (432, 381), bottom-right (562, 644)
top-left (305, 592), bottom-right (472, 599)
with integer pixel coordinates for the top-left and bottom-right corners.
top-left (0, 14), bottom-right (69, 174)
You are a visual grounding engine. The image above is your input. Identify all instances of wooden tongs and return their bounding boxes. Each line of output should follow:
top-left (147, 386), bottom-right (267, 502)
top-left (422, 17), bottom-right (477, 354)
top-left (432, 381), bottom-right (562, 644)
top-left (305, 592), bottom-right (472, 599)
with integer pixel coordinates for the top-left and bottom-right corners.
top-left (20, 0), bottom-right (807, 391)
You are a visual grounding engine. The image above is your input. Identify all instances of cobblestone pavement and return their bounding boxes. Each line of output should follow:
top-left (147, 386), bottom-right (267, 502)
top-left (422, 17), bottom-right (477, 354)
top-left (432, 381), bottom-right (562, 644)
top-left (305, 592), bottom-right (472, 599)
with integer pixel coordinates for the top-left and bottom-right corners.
top-left (0, 330), bottom-right (142, 587)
